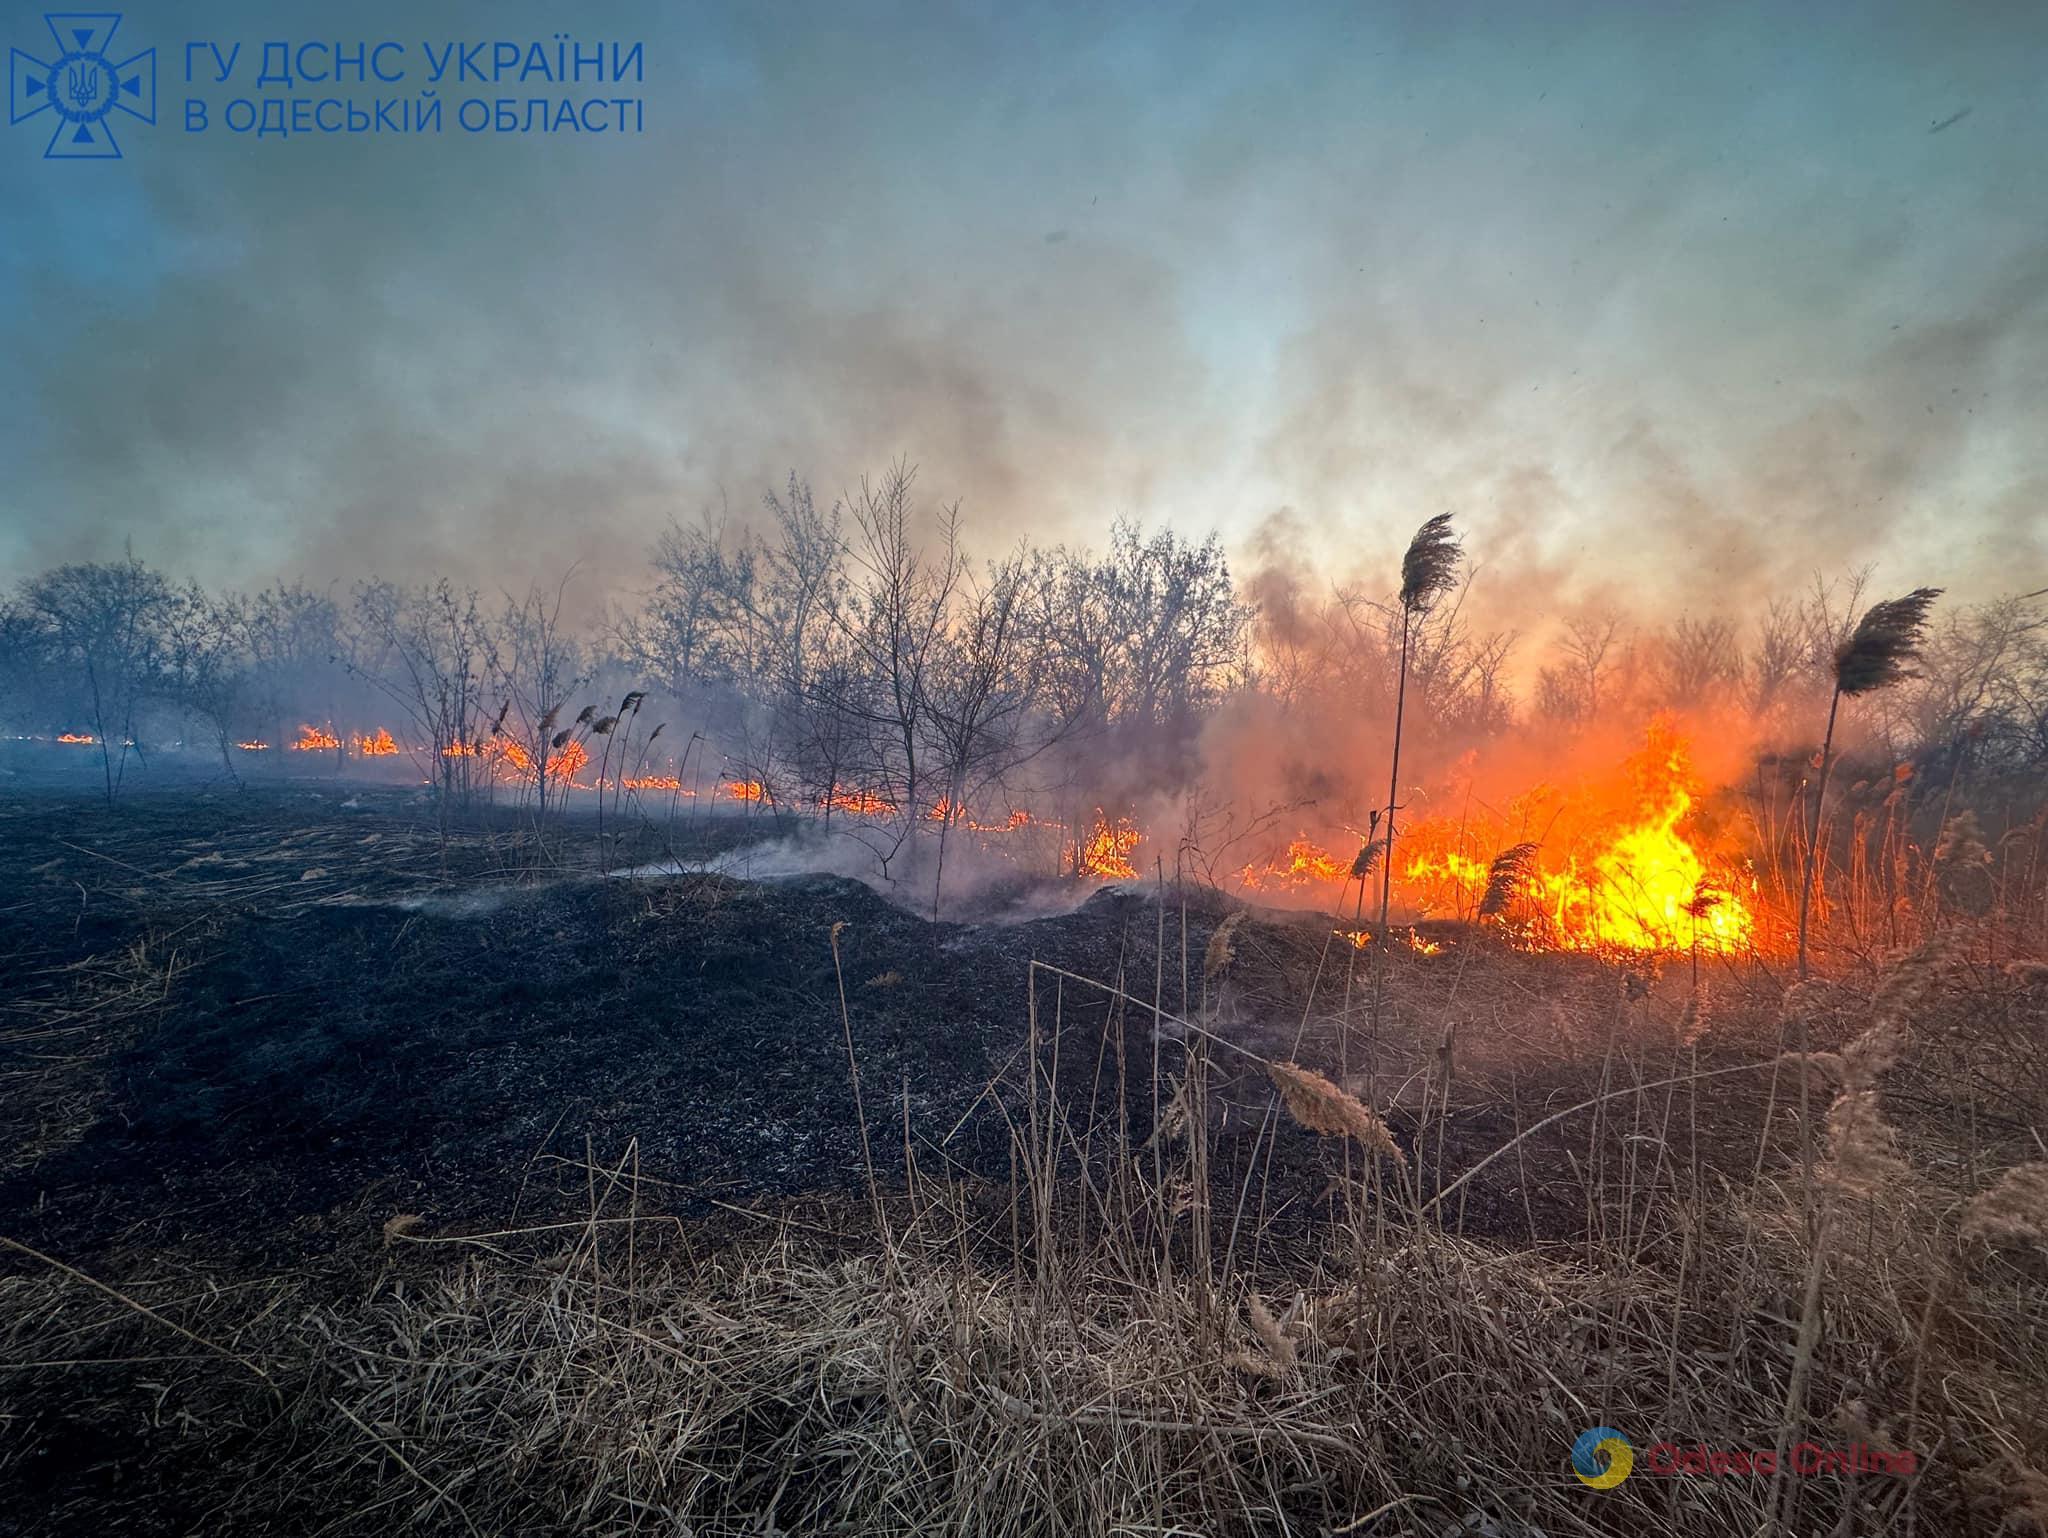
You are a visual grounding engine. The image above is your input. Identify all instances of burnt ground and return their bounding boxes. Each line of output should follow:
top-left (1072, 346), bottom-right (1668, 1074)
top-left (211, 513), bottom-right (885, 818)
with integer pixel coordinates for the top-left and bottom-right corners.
top-left (0, 778), bottom-right (1800, 1277)
top-left (0, 780), bottom-right (1842, 1536)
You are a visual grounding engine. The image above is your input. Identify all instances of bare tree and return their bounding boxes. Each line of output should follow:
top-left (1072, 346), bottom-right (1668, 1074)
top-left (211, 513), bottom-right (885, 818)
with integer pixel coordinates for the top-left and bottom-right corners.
top-left (834, 463), bottom-right (963, 872)
top-left (19, 556), bottom-right (176, 804)
top-left (164, 584), bottom-right (253, 782)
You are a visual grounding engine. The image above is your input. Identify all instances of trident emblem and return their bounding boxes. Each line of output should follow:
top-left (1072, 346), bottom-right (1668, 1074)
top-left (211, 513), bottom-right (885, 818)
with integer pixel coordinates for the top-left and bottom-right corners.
top-left (9, 13), bottom-right (157, 159)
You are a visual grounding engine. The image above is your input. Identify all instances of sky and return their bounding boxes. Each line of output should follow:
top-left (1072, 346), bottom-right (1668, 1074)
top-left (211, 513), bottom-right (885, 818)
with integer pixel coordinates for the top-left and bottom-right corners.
top-left (2, 0), bottom-right (2043, 626)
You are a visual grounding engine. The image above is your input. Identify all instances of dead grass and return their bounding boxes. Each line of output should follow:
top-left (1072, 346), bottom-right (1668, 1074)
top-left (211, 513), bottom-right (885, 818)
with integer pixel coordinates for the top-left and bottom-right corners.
top-left (3, 903), bottom-right (2046, 1536)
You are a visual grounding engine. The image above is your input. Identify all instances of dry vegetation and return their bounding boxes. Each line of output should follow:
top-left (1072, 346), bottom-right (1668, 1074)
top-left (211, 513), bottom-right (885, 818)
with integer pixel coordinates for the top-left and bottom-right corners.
top-left (2, 866), bottom-right (2045, 1536)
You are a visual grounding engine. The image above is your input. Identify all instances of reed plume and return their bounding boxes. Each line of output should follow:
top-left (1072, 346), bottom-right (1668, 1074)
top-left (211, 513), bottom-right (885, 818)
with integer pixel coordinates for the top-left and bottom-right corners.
top-left (1374, 513), bottom-right (1463, 1059)
top-left (1400, 512), bottom-right (1462, 615)
top-left (1479, 840), bottom-right (1539, 918)
top-left (1797, 586), bottom-right (1941, 979)
top-left (1833, 587), bottom-right (1943, 696)
top-left (1267, 1061), bottom-right (1406, 1168)
top-left (1202, 912), bottom-right (1242, 982)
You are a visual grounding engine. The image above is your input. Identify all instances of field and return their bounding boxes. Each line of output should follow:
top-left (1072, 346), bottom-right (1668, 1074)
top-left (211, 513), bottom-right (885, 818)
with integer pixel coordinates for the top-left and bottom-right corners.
top-left (1, 779), bottom-right (2045, 1537)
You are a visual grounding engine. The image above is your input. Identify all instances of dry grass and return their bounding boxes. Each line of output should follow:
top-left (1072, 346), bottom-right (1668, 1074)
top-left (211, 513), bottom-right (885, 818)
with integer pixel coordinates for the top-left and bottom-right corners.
top-left (4, 917), bottom-right (2046, 1537)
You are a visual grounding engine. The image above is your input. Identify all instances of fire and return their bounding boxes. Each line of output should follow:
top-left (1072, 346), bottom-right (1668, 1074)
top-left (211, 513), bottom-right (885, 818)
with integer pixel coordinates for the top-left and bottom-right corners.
top-left (723, 778), bottom-right (767, 802)
top-left (1073, 809), bottom-right (1140, 880)
top-left (824, 787), bottom-right (895, 817)
top-left (1335, 928), bottom-right (1373, 949)
top-left (929, 798), bottom-right (1043, 834)
top-left (291, 725), bottom-right (340, 751)
top-left (353, 728), bottom-right (399, 757)
top-left (235, 739), bottom-right (268, 751)
top-left (497, 738), bottom-right (590, 783)
top-left (1405, 723), bottom-right (1757, 954)
top-left (56, 732), bottom-right (95, 744)
top-left (621, 775), bottom-right (692, 793)
top-left (1241, 837), bottom-right (1352, 891)
top-left (1408, 933), bottom-right (1444, 956)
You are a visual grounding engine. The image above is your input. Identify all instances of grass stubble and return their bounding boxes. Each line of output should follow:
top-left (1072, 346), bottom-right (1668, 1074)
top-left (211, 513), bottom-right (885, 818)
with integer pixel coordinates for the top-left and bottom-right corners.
top-left (2, 883), bottom-right (2045, 1538)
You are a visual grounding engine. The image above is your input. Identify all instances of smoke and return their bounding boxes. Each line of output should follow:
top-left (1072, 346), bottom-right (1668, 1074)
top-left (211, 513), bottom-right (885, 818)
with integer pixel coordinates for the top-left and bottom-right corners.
top-left (3, 0), bottom-right (2043, 618)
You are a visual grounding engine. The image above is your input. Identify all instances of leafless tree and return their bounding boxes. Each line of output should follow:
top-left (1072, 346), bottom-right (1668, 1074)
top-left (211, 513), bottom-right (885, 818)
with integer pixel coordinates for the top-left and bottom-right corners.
top-left (18, 556), bottom-right (177, 804)
top-left (164, 584), bottom-right (253, 782)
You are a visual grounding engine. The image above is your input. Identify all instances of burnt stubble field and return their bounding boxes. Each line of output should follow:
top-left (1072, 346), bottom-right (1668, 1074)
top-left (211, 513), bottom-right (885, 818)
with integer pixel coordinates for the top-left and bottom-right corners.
top-left (3, 770), bottom-right (2043, 1537)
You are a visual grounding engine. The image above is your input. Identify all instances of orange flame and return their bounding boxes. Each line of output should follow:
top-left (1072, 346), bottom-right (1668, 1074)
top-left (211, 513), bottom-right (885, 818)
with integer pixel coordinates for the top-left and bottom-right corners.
top-left (824, 787), bottom-right (895, 816)
top-left (291, 725), bottom-right (340, 751)
top-left (1073, 809), bottom-right (1140, 880)
top-left (56, 732), bottom-right (96, 744)
top-left (1404, 723), bottom-right (1757, 954)
top-left (353, 728), bottom-right (399, 757)
top-left (1241, 837), bottom-right (1352, 892)
top-left (497, 738), bottom-right (590, 783)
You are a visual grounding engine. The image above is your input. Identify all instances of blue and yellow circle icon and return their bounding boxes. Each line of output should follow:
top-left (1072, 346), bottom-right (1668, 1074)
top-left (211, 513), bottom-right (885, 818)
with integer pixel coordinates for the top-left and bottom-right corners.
top-left (1572, 1426), bottom-right (1634, 1489)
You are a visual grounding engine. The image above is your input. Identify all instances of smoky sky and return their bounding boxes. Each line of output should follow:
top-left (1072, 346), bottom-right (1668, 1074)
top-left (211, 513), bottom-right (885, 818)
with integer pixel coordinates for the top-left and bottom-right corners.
top-left (1, 0), bottom-right (2043, 621)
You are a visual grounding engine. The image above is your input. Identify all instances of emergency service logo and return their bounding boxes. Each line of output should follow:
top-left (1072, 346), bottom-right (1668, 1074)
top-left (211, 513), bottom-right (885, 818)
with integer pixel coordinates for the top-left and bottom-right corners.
top-left (10, 12), bottom-right (155, 158)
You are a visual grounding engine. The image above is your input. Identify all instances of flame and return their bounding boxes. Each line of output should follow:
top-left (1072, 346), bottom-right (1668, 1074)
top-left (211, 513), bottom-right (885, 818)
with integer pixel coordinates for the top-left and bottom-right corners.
top-left (1335, 928), bottom-right (1373, 949)
top-left (620, 774), bottom-right (692, 793)
top-left (723, 778), bottom-right (767, 802)
top-left (1241, 837), bottom-right (1351, 891)
top-left (235, 739), bottom-right (269, 751)
top-left (1073, 809), bottom-right (1140, 880)
top-left (353, 728), bottom-right (399, 757)
top-left (1404, 723), bottom-right (1757, 954)
top-left (291, 725), bottom-right (340, 751)
top-left (56, 732), bottom-right (95, 744)
top-left (824, 787), bottom-right (895, 817)
top-left (1408, 933), bottom-right (1444, 956)
top-left (497, 738), bottom-right (590, 783)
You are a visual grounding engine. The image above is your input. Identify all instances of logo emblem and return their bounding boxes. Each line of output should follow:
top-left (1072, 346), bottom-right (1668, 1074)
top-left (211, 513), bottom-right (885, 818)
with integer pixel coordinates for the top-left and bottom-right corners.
top-left (10, 12), bottom-right (155, 158)
top-left (1572, 1426), bottom-right (1634, 1489)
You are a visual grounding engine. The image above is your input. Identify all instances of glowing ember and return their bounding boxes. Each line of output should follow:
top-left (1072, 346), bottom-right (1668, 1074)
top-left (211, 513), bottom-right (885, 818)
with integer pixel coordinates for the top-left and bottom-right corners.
top-left (235, 740), bottom-right (269, 751)
top-left (1073, 809), bottom-right (1140, 880)
top-left (56, 732), bottom-right (95, 744)
top-left (291, 725), bottom-right (340, 751)
top-left (353, 728), bottom-right (399, 757)
top-left (621, 775), bottom-right (691, 793)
